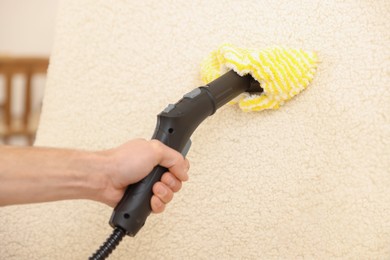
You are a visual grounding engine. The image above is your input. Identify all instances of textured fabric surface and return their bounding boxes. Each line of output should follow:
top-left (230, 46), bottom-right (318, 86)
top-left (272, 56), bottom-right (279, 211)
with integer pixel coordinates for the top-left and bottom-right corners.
top-left (1, 0), bottom-right (389, 259)
top-left (200, 43), bottom-right (318, 111)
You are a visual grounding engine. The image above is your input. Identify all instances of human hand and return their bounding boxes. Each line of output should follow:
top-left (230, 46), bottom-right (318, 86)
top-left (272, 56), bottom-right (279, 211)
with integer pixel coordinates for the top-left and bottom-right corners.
top-left (97, 139), bottom-right (189, 213)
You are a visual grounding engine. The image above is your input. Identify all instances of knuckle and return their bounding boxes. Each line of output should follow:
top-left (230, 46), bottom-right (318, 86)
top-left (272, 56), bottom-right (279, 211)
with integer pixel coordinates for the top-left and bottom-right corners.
top-left (164, 190), bottom-right (174, 203)
top-left (176, 181), bottom-right (182, 191)
top-left (150, 139), bottom-right (162, 150)
top-left (151, 196), bottom-right (165, 213)
top-left (150, 140), bottom-right (164, 159)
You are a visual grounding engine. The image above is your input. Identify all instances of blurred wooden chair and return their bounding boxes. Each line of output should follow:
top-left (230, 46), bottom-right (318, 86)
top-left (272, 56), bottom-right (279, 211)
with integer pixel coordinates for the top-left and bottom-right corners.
top-left (0, 56), bottom-right (49, 145)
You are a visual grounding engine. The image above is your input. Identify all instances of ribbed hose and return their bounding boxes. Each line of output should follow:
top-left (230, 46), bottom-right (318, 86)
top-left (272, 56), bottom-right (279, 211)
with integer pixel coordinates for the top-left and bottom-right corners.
top-left (89, 227), bottom-right (126, 260)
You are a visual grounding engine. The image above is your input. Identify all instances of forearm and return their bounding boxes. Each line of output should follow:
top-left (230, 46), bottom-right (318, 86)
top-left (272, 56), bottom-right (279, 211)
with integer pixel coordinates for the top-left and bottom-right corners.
top-left (0, 139), bottom-right (189, 211)
top-left (0, 146), bottom-right (109, 206)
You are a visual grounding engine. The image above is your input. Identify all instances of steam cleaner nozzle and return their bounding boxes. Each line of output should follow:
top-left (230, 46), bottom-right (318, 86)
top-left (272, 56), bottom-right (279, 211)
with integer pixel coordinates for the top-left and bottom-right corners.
top-left (205, 70), bottom-right (262, 110)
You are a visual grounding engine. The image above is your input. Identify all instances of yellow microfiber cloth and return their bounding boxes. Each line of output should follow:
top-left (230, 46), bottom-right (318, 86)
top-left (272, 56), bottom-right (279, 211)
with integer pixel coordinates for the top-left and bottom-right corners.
top-left (201, 44), bottom-right (318, 112)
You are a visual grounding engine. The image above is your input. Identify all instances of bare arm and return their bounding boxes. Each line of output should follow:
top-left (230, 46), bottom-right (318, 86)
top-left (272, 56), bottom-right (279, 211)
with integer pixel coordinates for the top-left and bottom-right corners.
top-left (0, 139), bottom-right (189, 213)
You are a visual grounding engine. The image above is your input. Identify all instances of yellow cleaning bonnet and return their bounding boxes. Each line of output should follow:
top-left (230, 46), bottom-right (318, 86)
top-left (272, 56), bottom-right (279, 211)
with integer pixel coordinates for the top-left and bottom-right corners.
top-left (201, 44), bottom-right (318, 112)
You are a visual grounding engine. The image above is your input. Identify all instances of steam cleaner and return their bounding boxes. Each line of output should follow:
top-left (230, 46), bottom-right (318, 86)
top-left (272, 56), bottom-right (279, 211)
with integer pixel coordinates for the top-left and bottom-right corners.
top-left (90, 44), bottom-right (318, 259)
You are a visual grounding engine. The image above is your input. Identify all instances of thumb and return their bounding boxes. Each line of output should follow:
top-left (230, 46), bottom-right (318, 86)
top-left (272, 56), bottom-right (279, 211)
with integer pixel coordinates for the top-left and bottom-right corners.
top-left (150, 140), bottom-right (189, 182)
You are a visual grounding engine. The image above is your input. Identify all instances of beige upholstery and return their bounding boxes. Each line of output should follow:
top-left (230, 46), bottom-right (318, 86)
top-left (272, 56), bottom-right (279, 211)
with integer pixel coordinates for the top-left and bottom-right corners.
top-left (0, 1), bottom-right (389, 259)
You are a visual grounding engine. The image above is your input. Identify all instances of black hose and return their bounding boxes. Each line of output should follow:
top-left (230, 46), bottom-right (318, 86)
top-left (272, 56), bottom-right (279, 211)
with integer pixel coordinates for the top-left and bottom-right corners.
top-left (89, 227), bottom-right (126, 260)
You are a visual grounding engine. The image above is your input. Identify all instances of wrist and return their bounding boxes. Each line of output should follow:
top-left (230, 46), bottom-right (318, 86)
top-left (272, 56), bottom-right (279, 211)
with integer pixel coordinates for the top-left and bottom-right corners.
top-left (87, 150), bottom-right (123, 207)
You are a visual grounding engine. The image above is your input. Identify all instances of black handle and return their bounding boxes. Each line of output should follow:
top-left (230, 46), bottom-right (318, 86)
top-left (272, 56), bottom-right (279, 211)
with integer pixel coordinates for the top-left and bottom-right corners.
top-left (109, 70), bottom-right (261, 237)
top-left (109, 86), bottom-right (216, 236)
top-left (109, 165), bottom-right (168, 236)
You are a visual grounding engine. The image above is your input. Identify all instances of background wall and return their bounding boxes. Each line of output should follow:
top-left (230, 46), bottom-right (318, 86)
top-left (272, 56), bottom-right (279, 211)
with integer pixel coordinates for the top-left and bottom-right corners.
top-left (0, 0), bottom-right (58, 145)
top-left (1, 0), bottom-right (389, 259)
top-left (0, 0), bottom-right (58, 56)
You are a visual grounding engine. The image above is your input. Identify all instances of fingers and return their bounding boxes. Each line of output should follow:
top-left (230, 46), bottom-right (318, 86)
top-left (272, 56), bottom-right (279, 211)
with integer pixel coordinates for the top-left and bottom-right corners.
top-left (148, 140), bottom-right (190, 214)
top-left (150, 140), bottom-right (190, 182)
top-left (151, 182), bottom-right (172, 213)
top-left (153, 182), bottom-right (173, 204)
top-left (151, 195), bottom-right (165, 213)
top-left (161, 171), bottom-right (182, 192)
top-left (151, 171), bottom-right (184, 213)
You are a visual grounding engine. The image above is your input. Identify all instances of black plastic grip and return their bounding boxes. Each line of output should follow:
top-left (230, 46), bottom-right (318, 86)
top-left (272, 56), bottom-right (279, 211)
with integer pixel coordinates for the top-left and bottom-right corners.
top-left (109, 165), bottom-right (167, 236)
top-left (109, 70), bottom-right (261, 237)
top-left (109, 87), bottom-right (216, 236)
